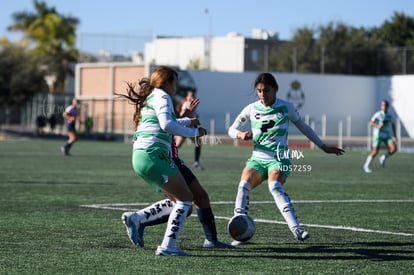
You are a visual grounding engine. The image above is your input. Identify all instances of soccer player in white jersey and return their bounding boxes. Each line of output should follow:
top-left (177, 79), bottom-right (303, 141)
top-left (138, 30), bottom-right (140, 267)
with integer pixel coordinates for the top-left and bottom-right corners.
top-left (228, 73), bottom-right (344, 245)
top-left (175, 89), bottom-right (204, 170)
top-left (120, 96), bottom-right (233, 250)
top-left (116, 66), bottom-right (207, 256)
top-left (61, 98), bottom-right (79, 155)
top-left (363, 100), bottom-right (397, 173)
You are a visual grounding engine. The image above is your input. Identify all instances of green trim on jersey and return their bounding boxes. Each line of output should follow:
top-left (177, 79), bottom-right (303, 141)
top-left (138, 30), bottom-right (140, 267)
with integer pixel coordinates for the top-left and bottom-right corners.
top-left (140, 114), bottom-right (159, 124)
top-left (133, 88), bottom-right (177, 146)
top-left (371, 111), bottom-right (393, 139)
top-left (251, 101), bottom-right (292, 154)
top-left (134, 131), bottom-right (171, 143)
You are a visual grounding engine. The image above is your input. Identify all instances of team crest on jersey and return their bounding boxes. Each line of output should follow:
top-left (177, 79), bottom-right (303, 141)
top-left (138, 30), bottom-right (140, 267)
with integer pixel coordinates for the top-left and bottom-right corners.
top-left (240, 116), bottom-right (246, 122)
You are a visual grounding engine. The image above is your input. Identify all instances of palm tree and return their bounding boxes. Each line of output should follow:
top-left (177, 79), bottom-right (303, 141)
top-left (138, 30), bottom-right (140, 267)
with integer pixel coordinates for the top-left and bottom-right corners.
top-left (7, 0), bottom-right (79, 93)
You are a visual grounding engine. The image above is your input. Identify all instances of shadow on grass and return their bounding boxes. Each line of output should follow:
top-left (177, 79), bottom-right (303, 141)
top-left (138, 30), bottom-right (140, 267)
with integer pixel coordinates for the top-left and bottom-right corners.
top-left (184, 241), bottom-right (414, 261)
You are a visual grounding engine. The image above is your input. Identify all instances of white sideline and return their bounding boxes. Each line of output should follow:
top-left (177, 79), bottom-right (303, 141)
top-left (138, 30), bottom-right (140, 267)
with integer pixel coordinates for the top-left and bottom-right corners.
top-left (80, 199), bottom-right (414, 237)
top-left (213, 216), bottom-right (414, 237)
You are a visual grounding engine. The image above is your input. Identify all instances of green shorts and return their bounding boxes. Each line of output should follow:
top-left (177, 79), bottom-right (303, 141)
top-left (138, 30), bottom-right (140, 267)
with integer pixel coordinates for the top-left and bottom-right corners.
top-left (372, 136), bottom-right (394, 148)
top-left (132, 144), bottom-right (178, 193)
top-left (245, 156), bottom-right (292, 180)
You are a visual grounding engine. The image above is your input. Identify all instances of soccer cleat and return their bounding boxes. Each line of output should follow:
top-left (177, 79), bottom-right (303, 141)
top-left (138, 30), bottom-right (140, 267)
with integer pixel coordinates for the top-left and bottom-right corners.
top-left (202, 239), bottom-right (235, 249)
top-left (363, 164), bottom-right (372, 173)
top-left (231, 240), bottom-right (248, 246)
top-left (155, 246), bottom-right (188, 256)
top-left (292, 227), bottom-right (310, 241)
top-left (192, 161), bottom-right (204, 170)
top-left (379, 155), bottom-right (386, 168)
top-left (61, 146), bottom-right (69, 156)
top-left (121, 212), bottom-right (144, 247)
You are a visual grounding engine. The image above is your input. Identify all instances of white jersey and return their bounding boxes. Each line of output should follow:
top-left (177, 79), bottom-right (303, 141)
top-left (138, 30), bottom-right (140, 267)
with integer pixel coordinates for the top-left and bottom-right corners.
top-left (371, 110), bottom-right (394, 139)
top-left (133, 88), bottom-right (198, 150)
top-left (229, 98), bottom-right (302, 161)
top-left (64, 105), bottom-right (79, 123)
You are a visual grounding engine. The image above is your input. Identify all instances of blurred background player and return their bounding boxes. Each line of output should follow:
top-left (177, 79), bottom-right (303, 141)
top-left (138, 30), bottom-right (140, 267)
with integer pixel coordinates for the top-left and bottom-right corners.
top-left (61, 98), bottom-right (79, 155)
top-left (175, 89), bottom-right (204, 169)
top-left (363, 100), bottom-right (397, 173)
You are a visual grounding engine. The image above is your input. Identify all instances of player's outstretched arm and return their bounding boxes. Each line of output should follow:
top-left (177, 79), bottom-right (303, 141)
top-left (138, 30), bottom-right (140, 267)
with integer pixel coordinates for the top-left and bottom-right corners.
top-left (293, 119), bottom-right (344, 156)
top-left (320, 144), bottom-right (345, 156)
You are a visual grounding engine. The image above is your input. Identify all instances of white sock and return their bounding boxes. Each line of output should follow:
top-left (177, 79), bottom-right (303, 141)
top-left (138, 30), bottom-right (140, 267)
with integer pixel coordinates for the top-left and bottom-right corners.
top-left (364, 155), bottom-right (373, 167)
top-left (234, 181), bottom-right (251, 215)
top-left (160, 201), bottom-right (192, 249)
top-left (268, 181), bottom-right (300, 230)
top-left (133, 199), bottom-right (174, 225)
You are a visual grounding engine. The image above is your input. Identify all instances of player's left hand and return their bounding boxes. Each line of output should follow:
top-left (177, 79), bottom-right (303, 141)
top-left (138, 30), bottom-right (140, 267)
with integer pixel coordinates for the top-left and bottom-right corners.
top-left (321, 144), bottom-right (345, 156)
top-left (187, 98), bottom-right (200, 113)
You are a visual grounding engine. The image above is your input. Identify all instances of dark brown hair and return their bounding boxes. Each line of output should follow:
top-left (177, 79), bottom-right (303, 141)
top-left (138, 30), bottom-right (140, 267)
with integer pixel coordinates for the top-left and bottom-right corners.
top-left (254, 73), bottom-right (279, 91)
top-left (116, 66), bottom-right (178, 128)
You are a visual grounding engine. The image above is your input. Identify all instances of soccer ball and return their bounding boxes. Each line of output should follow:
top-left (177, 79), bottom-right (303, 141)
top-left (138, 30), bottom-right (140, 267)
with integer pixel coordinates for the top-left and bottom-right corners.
top-left (227, 214), bottom-right (256, 242)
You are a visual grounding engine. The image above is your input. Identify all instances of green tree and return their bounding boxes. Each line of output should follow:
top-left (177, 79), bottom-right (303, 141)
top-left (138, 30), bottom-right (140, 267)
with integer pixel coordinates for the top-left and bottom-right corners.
top-left (269, 21), bottom-right (386, 75)
top-left (269, 27), bottom-right (319, 73)
top-left (0, 45), bottom-right (48, 107)
top-left (372, 12), bottom-right (414, 74)
top-left (374, 11), bottom-right (414, 47)
top-left (318, 22), bottom-right (383, 75)
top-left (7, 0), bottom-right (79, 92)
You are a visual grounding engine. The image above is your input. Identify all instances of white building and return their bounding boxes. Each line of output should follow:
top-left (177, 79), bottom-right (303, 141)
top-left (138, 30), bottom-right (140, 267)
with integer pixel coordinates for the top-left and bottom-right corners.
top-left (144, 30), bottom-right (281, 72)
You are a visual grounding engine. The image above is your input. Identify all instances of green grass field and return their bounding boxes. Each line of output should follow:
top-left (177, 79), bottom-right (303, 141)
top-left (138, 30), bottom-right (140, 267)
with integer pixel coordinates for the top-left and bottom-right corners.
top-left (0, 138), bottom-right (413, 274)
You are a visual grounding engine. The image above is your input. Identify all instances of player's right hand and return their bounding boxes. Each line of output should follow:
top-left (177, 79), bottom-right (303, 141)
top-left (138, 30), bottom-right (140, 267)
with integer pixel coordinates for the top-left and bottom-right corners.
top-left (187, 98), bottom-right (200, 112)
top-left (238, 131), bottom-right (252, 140)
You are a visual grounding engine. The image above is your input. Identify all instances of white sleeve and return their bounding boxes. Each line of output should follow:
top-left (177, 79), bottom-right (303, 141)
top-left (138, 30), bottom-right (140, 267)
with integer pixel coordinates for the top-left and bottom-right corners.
top-left (287, 101), bottom-right (301, 123)
top-left (153, 93), bottom-right (198, 137)
top-left (286, 101), bottom-right (323, 147)
top-left (64, 106), bottom-right (72, 113)
top-left (158, 113), bottom-right (199, 137)
top-left (228, 104), bottom-right (251, 138)
top-left (177, 117), bottom-right (192, 127)
top-left (370, 112), bottom-right (378, 122)
top-left (292, 119), bottom-right (324, 148)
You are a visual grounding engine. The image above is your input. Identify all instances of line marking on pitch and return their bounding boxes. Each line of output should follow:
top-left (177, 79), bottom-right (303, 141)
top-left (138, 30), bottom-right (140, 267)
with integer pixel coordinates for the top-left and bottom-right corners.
top-left (80, 199), bottom-right (414, 237)
top-left (213, 216), bottom-right (414, 237)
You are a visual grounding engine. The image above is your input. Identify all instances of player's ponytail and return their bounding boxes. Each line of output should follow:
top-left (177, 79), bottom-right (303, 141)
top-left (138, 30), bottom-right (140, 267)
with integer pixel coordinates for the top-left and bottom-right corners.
top-left (116, 66), bottom-right (178, 129)
top-left (116, 78), bottom-right (154, 128)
